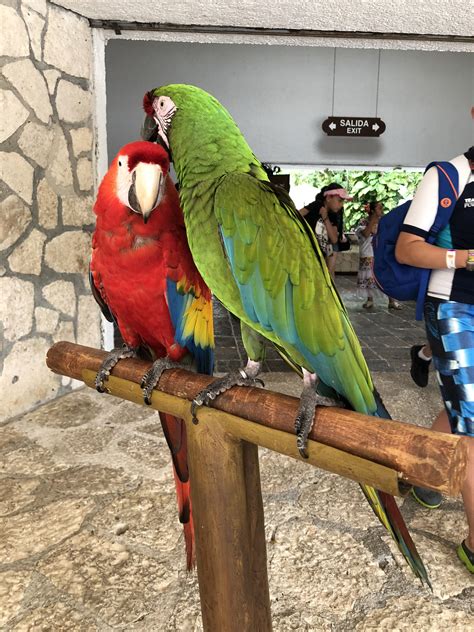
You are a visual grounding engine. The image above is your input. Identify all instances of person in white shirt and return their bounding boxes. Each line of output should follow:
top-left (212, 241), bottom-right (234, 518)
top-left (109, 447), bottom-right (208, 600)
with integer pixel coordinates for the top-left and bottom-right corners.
top-left (396, 146), bottom-right (474, 573)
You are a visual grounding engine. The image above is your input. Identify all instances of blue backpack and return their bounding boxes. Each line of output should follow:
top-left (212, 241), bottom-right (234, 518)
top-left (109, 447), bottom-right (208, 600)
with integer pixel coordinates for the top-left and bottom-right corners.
top-left (373, 162), bottom-right (459, 320)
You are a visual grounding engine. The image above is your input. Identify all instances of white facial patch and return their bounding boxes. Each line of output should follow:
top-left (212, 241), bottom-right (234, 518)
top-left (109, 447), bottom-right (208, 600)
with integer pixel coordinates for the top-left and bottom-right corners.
top-left (116, 154), bottom-right (133, 207)
top-left (152, 96), bottom-right (177, 148)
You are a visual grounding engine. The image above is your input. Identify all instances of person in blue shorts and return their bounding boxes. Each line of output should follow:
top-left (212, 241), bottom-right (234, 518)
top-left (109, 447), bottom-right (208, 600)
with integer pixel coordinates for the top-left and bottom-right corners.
top-left (396, 145), bottom-right (474, 573)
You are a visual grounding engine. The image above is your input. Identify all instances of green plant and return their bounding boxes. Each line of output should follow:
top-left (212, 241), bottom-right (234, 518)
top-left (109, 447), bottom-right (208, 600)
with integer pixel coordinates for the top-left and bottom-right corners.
top-left (290, 168), bottom-right (423, 231)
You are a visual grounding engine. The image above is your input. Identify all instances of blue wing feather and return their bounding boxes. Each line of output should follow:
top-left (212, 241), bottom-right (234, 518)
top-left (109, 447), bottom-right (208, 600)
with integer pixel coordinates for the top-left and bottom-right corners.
top-left (166, 278), bottom-right (214, 375)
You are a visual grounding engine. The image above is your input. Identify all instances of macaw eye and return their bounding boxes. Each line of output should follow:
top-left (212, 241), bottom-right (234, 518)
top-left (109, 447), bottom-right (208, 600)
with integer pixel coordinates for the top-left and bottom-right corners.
top-left (118, 160), bottom-right (123, 167)
top-left (160, 100), bottom-right (165, 108)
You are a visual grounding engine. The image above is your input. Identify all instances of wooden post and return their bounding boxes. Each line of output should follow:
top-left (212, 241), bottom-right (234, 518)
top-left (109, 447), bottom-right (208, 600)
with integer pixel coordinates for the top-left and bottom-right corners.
top-left (185, 415), bottom-right (272, 632)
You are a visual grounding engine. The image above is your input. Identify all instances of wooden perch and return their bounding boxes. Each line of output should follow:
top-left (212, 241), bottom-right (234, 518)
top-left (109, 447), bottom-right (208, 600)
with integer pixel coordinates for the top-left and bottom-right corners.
top-left (47, 342), bottom-right (468, 497)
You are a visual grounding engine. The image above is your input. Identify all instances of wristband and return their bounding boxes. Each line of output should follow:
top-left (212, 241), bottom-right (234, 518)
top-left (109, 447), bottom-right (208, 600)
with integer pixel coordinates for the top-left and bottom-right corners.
top-left (446, 249), bottom-right (456, 270)
top-left (467, 250), bottom-right (474, 272)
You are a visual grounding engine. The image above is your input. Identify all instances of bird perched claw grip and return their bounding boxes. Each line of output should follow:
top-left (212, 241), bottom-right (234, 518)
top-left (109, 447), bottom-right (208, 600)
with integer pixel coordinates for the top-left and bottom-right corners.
top-left (295, 388), bottom-right (340, 459)
top-left (141, 357), bottom-right (184, 405)
top-left (95, 345), bottom-right (137, 393)
top-left (191, 369), bottom-right (264, 424)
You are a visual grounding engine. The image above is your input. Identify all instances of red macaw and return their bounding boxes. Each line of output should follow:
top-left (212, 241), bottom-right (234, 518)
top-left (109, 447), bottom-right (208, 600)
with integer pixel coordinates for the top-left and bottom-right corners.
top-left (90, 141), bottom-right (214, 569)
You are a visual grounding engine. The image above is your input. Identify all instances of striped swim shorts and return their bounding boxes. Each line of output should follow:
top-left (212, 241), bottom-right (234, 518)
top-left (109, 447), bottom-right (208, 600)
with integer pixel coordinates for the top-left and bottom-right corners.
top-left (424, 297), bottom-right (474, 437)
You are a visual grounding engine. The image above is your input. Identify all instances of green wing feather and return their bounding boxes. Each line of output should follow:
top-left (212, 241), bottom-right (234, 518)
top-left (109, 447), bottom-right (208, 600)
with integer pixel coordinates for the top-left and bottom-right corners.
top-left (213, 172), bottom-right (376, 414)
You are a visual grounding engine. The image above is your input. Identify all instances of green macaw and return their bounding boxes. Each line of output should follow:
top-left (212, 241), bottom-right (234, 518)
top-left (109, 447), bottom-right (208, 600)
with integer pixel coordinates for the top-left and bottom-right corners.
top-left (142, 85), bottom-right (430, 586)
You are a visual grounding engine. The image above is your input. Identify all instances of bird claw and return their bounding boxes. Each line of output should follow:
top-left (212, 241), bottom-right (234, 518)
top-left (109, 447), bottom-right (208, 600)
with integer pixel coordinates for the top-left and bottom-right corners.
top-left (95, 345), bottom-right (137, 393)
top-left (140, 357), bottom-right (182, 405)
top-left (191, 370), bottom-right (265, 423)
top-left (295, 389), bottom-right (340, 459)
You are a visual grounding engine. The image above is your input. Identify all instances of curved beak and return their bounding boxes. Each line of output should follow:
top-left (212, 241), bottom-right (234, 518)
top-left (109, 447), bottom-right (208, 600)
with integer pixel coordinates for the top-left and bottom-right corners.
top-left (129, 162), bottom-right (163, 223)
top-left (141, 114), bottom-right (172, 160)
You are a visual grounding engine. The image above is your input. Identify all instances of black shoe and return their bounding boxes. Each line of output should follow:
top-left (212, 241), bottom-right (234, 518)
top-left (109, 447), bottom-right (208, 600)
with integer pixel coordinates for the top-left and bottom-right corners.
top-left (410, 345), bottom-right (431, 388)
top-left (411, 486), bottom-right (442, 509)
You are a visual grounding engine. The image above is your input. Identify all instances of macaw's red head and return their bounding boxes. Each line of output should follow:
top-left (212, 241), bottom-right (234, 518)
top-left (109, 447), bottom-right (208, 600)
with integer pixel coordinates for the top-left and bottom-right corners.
top-left (112, 141), bottom-right (170, 223)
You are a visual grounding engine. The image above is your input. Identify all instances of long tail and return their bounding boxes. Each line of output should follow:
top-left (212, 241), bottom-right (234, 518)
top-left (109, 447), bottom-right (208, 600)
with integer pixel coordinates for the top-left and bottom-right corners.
top-left (360, 484), bottom-right (431, 588)
top-left (159, 411), bottom-right (195, 570)
top-left (360, 390), bottom-right (431, 587)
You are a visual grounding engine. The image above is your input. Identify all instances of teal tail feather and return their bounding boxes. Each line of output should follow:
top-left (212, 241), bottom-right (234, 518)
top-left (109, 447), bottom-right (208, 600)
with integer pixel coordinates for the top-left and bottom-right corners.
top-left (360, 483), bottom-right (432, 588)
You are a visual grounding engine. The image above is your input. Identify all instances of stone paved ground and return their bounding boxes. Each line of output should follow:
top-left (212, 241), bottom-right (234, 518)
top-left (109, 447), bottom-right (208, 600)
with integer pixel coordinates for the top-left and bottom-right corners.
top-left (1, 275), bottom-right (473, 631)
top-left (214, 274), bottom-right (426, 375)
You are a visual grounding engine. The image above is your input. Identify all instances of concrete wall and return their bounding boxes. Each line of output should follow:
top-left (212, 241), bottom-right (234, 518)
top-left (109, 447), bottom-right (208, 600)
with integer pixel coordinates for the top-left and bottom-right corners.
top-left (105, 40), bottom-right (474, 167)
top-left (52, 0), bottom-right (474, 39)
top-left (0, 1), bottom-right (101, 422)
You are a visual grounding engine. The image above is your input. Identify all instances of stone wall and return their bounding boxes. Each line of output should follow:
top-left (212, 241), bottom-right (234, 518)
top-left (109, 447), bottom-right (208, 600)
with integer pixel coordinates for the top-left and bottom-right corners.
top-left (0, 1), bottom-right (101, 422)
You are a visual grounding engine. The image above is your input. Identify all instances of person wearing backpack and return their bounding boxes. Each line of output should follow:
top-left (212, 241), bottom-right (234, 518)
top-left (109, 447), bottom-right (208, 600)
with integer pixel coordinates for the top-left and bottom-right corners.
top-left (395, 145), bottom-right (474, 574)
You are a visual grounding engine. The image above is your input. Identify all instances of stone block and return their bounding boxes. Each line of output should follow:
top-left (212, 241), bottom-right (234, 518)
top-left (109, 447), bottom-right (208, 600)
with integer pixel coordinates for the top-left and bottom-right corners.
top-left (0, 6), bottom-right (29, 57)
top-left (21, 4), bottom-right (45, 60)
top-left (18, 121), bottom-right (54, 168)
top-left (43, 5), bottom-right (91, 79)
top-left (37, 178), bottom-right (58, 229)
top-left (0, 427), bottom-right (58, 476)
top-left (55, 80), bottom-right (91, 124)
top-left (0, 278), bottom-right (34, 341)
top-left (0, 478), bottom-right (39, 516)
top-left (45, 125), bottom-right (73, 189)
top-left (0, 338), bottom-right (60, 421)
top-left (11, 602), bottom-right (99, 632)
top-left (37, 529), bottom-right (177, 628)
top-left (0, 91), bottom-right (29, 144)
top-left (62, 194), bottom-right (94, 226)
top-left (0, 195), bottom-right (31, 251)
top-left (355, 595), bottom-right (473, 630)
top-left (8, 228), bottom-right (46, 275)
top-left (42, 280), bottom-right (76, 316)
top-left (44, 231), bottom-right (91, 274)
top-left (77, 294), bottom-right (101, 348)
top-left (22, 390), bottom-right (111, 428)
top-left (76, 157), bottom-right (93, 191)
top-left (43, 69), bottom-right (60, 94)
top-left (0, 570), bottom-right (32, 627)
top-left (2, 59), bottom-right (52, 124)
top-left (35, 306), bottom-right (59, 334)
top-left (53, 319), bottom-right (75, 343)
top-left (0, 498), bottom-right (94, 563)
top-left (0, 152), bottom-right (34, 204)
top-left (70, 127), bottom-right (93, 156)
top-left (23, 0), bottom-right (47, 15)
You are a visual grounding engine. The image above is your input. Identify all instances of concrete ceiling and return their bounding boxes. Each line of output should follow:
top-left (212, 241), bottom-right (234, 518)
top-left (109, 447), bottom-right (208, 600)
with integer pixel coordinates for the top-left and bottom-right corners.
top-left (53, 0), bottom-right (473, 37)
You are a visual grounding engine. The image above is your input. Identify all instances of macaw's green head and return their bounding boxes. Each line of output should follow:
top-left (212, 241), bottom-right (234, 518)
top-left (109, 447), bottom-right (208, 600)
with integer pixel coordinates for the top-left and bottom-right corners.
top-left (142, 84), bottom-right (254, 181)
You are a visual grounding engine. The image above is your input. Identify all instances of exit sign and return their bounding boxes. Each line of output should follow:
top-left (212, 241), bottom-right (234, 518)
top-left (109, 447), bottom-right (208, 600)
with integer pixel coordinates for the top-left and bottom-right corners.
top-left (322, 117), bottom-right (386, 137)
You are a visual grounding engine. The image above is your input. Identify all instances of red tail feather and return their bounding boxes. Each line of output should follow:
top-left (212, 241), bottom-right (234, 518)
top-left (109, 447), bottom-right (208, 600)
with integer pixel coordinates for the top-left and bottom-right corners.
top-left (159, 412), bottom-right (195, 570)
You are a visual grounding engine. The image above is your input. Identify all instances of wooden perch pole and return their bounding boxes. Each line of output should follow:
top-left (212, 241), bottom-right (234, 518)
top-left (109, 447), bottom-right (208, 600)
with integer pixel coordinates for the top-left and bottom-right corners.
top-left (46, 342), bottom-right (468, 497)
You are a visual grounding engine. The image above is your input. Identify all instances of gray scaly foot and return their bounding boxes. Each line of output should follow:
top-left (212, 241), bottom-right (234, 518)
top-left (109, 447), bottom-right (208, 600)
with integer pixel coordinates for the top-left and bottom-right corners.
top-left (95, 345), bottom-right (137, 392)
top-left (295, 372), bottom-right (340, 459)
top-left (191, 360), bottom-right (264, 423)
top-left (141, 357), bottom-right (183, 405)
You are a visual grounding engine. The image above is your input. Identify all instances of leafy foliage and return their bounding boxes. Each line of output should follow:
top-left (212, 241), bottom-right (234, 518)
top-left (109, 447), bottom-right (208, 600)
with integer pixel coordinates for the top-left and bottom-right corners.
top-left (291, 168), bottom-right (423, 231)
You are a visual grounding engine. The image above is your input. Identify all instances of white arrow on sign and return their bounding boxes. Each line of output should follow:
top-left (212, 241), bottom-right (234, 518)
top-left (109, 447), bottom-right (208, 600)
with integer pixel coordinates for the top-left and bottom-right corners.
top-left (329, 122), bottom-right (337, 130)
top-left (372, 123), bottom-right (380, 131)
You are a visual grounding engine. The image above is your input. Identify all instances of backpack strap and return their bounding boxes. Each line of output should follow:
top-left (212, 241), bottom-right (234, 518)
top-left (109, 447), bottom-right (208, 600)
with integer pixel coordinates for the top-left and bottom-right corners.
top-left (426, 161), bottom-right (459, 242)
top-left (415, 161), bottom-right (460, 319)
